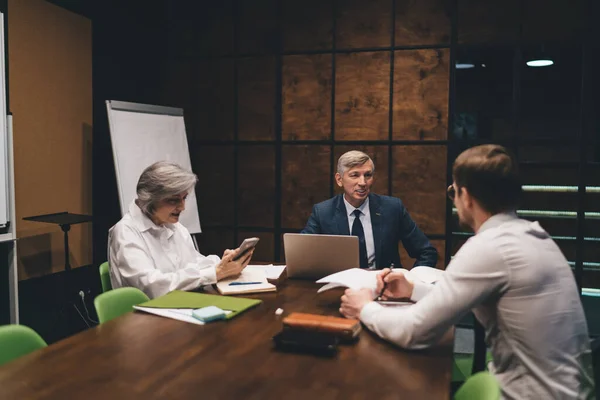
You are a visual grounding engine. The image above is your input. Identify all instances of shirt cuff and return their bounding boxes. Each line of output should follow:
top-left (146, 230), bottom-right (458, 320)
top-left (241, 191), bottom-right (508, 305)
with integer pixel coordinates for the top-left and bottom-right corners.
top-left (201, 266), bottom-right (218, 285)
top-left (410, 280), bottom-right (434, 302)
top-left (359, 301), bottom-right (384, 325)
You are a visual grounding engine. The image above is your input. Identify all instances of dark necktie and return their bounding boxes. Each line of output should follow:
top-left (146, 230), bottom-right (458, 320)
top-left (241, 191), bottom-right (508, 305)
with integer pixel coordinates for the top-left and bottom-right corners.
top-left (351, 209), bottom-right (368, 269)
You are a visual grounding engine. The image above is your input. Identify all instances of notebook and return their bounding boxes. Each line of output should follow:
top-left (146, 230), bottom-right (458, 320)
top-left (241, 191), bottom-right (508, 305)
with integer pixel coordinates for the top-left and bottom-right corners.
top-left (215, 266), bottom-right (277, 295)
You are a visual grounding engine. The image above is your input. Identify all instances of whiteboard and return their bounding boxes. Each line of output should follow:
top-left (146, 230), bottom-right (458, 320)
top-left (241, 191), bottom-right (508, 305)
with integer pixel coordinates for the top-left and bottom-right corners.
top-left (106, 100), bottom-right (201, 234)
top-left (0, 13), bottom-right (8, 229)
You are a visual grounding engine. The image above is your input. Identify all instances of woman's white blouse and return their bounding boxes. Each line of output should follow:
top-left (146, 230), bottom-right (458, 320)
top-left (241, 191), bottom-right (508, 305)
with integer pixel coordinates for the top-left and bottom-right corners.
top-left (108, 201), bottom-right (219, 298)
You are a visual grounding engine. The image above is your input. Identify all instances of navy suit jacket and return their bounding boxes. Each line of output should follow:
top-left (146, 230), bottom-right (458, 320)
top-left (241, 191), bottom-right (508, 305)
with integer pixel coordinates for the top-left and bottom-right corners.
top-left (301, 193), bottom-right (438, 269)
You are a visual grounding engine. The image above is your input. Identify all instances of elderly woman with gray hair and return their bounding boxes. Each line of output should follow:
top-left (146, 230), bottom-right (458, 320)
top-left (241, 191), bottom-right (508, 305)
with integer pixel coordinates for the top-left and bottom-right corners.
top-left (108, 161), bottom-right (253, 298)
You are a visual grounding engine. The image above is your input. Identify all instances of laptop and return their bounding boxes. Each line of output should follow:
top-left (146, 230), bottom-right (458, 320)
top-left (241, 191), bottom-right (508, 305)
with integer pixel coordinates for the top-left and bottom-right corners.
top-left (283, 233), bottom-right (359, 279)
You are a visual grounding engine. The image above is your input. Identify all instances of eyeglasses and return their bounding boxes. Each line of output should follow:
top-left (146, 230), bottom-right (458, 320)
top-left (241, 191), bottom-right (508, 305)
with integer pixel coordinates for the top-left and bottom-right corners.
top-left (447, 185), bottom-right (456, 201)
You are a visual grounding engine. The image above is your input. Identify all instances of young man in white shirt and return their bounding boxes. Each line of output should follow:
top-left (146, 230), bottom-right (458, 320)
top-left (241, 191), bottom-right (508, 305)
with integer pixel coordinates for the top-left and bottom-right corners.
top-left (340, 144), bottom-right (594, 399)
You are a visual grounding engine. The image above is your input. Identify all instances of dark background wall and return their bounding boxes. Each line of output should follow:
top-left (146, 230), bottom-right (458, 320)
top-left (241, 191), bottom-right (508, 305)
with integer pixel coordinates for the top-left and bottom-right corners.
top-left (93, 0), bottom-right (598, 280)
top-left (94, 0), bottom-right (453, 271)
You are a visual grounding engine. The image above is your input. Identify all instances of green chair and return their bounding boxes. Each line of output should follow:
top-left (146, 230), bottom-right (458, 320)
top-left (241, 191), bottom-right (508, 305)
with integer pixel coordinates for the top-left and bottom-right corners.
top-left (453, 351), bottom-right (494, 382)
top-left (94, 287), bottom-right (149, 324)
top-left (454, 371), bottom-right (500, 400)
top-left (99, 261), bottom-right (112, 293)
top-left (0, 325), bottom-right (47, 366)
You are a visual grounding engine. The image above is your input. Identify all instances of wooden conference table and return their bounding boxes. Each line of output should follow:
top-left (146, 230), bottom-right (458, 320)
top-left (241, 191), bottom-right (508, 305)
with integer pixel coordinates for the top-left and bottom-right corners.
top-left (0, 277), bottom-right (454, 399)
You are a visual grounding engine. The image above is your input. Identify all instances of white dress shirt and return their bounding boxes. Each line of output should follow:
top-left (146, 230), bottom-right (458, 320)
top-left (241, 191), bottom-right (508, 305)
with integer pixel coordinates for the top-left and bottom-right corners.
top-left (108, 201), bottom-right (219, 299)
top-left (343, 197), bottom-right (375, 267)
top-left (359, 212), bottom-right (594, 399)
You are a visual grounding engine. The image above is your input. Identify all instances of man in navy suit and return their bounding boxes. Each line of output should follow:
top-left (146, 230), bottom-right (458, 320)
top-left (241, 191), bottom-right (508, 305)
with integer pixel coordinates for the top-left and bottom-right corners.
top-left (302, 150), bottom-right (438, 269)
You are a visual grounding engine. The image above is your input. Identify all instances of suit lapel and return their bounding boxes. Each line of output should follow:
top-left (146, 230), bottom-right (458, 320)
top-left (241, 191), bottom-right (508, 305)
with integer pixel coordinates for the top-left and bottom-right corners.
top-left (369, 194), bottom-right (383, 267)
top-left (334, 195), bottom-right (350, 235)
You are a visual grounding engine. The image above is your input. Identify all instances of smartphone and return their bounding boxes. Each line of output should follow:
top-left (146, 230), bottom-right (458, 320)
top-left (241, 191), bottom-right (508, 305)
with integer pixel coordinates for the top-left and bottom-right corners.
top-left (232, 237), bottom-right (260, 261)
top-left (272, 330), bottom-right (338, 357)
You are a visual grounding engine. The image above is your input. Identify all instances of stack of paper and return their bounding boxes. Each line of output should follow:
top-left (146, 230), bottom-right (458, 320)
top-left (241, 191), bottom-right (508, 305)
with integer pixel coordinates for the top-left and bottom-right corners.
top-left (216, 266), bottom-right (277, 295)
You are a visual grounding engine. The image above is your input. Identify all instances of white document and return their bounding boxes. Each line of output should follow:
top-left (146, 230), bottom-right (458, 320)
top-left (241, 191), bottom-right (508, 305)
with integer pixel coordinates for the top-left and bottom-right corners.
top-left (409, 266), bottom-right (444, 284)
top-left (316, 268), bottom-right (379, 293)
top-left (134, 306), bottom-right (232, 325)
top-left (376, 300), bottom-right (412, 307)
top-left (264, 265), bottom-right (286, 280)
top-left (216, 266), bottom-right (276, 295)
top-left (246, 265), bottom-right (286, 280)
top-left (316, 267), bottom-right (444, 293)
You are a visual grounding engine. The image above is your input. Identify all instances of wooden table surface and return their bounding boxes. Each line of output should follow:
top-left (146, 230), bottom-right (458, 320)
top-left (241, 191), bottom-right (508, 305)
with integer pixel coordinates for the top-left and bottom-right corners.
top-left (0, 279), bottom-right (453, 400)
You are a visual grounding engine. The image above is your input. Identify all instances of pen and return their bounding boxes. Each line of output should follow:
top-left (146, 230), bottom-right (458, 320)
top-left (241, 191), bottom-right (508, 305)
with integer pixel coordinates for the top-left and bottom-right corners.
top-left (228, 281), bottom-right (262, 286)
top-left (376, 263), bottom-right (394, 301)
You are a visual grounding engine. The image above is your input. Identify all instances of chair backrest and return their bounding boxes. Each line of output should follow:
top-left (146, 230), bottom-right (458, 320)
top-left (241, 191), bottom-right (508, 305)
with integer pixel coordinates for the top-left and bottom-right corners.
top-left (94, 287), bottom-right (150, 324)
top-left (0, 325), bottom-right (47, 366)
top-left (454, 371), bottom-right (501, 400)
top-left (99, 262), bottom-right (112, 293)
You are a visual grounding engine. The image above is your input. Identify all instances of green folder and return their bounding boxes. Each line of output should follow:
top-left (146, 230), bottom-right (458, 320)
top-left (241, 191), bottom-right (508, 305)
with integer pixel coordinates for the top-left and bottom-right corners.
top-left (138, 290), bottom-right (262, 319)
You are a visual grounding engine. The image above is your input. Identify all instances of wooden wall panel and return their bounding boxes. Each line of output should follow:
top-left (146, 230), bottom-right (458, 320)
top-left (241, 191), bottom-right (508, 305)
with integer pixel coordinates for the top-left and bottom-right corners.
top-left (393, 49), bottom-right (449, 140)
top-left (395, 0), bottom-right (451, 46)
top-left (238, 231), bottom-right (275, 263)
top-left (238, 145), bottom-right (276, 227)
top-left (457, 0), bottom-right (519, 45)
top-left (283, 0), bottom-right (333, 52)
top-left (195, 59), bottom-right (235, 141)
top-left (392, 145), bottom-right (447, 235)
top-left (281, 145), bottom-right (331, 229)
top-left (197, 229), bottom-right (235, 258)
top-left (335, 52), bottom-right (390, 141)
top-left (238, 0), bottom-right (278, 54)
top-left (282, 54), bottom-right (332, 141)
top-left (336, 0), bottom-right (392, 49)
top-left (238, 57), bottom-right (276, 141)
top-left (400, 239), bottom-right (446, 270)
top-left (333, 146), bottom-right (389, 196)
top-left (193, 146), bottom-right (235, 226)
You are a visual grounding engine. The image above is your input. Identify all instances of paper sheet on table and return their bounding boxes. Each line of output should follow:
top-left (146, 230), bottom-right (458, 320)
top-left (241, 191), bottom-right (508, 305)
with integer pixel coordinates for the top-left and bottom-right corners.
top-left (134, 306), bottom-right (232, 325)
top-left (316, 268), bottom-right (379, 293)
top-left (262, 265), bottom-right (287, 279)
top-left (376, 301), bottom-right (413, 307)
top-left (245, 265), bottom-right (286, 280)
top-left (410, 266), bottom-right (444, 284)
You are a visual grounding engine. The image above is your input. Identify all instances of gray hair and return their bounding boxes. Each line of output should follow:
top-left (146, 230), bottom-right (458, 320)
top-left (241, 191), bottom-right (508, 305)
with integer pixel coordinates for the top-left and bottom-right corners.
top-left (337, 150), bottom-right (375, 175)
top-left (136, 161), bottom-right (198, 216)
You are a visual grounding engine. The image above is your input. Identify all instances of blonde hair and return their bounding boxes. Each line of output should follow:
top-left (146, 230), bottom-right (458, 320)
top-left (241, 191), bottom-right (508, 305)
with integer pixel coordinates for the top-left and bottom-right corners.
top-left (337, 150), bottom-right (374, 175)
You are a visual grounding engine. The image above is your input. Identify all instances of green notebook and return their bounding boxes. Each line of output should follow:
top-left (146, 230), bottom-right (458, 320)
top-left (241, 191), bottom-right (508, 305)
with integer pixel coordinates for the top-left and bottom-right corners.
top-left (137, 290), bottom-right (262, 319)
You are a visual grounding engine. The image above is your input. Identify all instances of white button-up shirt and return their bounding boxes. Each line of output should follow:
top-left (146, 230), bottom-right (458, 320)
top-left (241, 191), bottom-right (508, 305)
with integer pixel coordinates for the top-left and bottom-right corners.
top-left (360, 212), bottom-right (594, 399)
top-left (343, 197), bottom-right (375, 267)
top-left (108, 201), bottom-right (219, 299)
